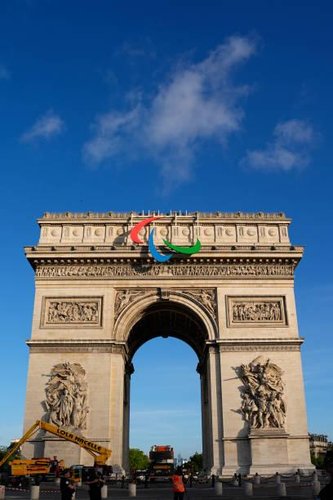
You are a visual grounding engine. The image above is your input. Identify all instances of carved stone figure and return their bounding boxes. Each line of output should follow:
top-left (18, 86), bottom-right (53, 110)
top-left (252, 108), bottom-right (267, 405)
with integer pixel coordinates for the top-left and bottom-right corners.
top-left (44, 362), bottom-right (89, 430)
top-left (114, 290), bottom-right (145, 318)
top-left (238, 356), bottom-right (286, 429)
top-left (46, 299), bottom-right (100, 324)
top-left (232, 301), bottom-right (282, 322)
top-left (185, 289), bottom-right (216, 317)
top-left (36, 261), bottom-right (295, 279)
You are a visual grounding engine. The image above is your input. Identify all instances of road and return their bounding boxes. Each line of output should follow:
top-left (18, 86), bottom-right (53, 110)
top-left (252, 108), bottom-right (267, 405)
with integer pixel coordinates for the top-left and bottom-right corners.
top-left (2, 478), bottom-right (323, 500)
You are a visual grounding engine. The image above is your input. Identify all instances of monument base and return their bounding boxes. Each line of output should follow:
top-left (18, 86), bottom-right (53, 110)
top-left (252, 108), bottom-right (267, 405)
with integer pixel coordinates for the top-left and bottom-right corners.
top-left (249, 428), bottom-right (292, 475)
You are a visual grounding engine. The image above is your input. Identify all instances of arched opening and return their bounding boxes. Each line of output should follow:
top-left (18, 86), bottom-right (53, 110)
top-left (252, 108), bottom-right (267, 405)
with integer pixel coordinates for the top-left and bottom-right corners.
top-left (122, 300), bottom-right (212, 473)
top-left (127, 302), bottom-right (208, 363)
top-left (130, 337), bottom-right (202, 463)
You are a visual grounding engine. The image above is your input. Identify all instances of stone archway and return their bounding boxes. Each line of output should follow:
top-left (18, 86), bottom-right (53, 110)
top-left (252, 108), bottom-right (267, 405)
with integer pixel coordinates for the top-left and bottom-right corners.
top-left (113, 292), bottom-right (217, 471)
top-left (22, 211), bottom-right (313, 475)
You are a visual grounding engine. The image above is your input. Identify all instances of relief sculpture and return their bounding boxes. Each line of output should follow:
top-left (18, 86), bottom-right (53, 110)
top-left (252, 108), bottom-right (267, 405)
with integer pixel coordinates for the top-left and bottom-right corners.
top-left (185, 289), bottom-right (217, 318)
top-left (44, 298), bottom-right (101, 326)
top-left (114, 290), bottom-right (146, 318)
top-left (232, 301), bottom-right (282, 322)
top-left (36, 262), bottom-right (296, 279)
top-left (44, 362), bottom-right (89, 430)
top-left (238, 356), bottom-right (286, 429)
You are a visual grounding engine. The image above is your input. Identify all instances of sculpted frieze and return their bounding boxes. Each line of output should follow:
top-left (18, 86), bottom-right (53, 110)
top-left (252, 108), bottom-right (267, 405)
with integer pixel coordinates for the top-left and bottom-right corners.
top-left (227, 296), bottom-right (286, 327)
top-left (35, 261), bottom-right (296, 279)
top-left (42, 297), bottom-right (102, 327)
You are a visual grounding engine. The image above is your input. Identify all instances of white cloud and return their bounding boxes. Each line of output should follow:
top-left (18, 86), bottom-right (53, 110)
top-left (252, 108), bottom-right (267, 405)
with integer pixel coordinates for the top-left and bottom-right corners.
top-left (21, 110), bottom-right (64, 143)
top-left (83, 36), bottom-right (258, 187)
top-left (83, 107), bottom-right (141, 164)
top-left (0, 65), bottom-right (10, 80)
top-left (243, 119), bottom-right (317, 171)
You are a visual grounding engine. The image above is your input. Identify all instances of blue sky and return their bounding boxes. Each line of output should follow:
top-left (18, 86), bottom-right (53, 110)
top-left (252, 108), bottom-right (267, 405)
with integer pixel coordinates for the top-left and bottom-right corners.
top-left (0, 0), bottom-right (332, 459)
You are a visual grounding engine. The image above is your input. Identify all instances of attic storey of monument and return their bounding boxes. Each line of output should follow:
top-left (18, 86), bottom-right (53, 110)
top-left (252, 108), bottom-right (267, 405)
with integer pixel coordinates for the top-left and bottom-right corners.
top-left (22, 211), bottom-right (313, 475)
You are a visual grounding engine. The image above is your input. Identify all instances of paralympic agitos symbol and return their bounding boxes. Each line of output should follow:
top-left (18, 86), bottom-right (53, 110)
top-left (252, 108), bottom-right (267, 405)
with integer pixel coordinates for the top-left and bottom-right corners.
top-left (129, 216), bottom-right (202, 263)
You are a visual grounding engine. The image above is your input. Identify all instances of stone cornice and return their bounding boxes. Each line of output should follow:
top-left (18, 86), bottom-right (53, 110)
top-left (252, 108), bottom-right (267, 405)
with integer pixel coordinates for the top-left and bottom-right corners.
top-left (26, 339), bottom-right (128, 354)
top-left (25, 245), bottom-right (303, 257)
top-left (207, 337), bottom-right (303, 352)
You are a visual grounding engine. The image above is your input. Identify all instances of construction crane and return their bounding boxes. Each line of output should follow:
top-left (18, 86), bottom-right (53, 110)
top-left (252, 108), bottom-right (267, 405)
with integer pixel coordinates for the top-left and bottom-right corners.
top-left (0, 420), bottom-right (112, 470)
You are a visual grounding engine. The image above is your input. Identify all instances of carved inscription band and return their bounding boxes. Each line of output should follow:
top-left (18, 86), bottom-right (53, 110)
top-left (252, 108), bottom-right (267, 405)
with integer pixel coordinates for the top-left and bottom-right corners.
top-left (36, 262), bottom-right (295, 279)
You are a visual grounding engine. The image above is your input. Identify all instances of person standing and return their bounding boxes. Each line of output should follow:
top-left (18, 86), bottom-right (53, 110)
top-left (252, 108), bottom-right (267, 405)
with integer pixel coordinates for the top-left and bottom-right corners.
top-left (60, 469), bottom-right (75, 500)
top-left (86, 468), bottom-right (104, 500)
top-left (171, 468), bottom-right (186, 500)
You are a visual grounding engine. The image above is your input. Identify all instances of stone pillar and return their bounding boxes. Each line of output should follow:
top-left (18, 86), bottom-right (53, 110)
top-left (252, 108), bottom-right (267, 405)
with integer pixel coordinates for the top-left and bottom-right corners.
top-left (200, 368), bottom-right (210, 470)
top-left (206, 345), bottom-right (223, 474)
top-left (122, 367), bottom-right (132, 472)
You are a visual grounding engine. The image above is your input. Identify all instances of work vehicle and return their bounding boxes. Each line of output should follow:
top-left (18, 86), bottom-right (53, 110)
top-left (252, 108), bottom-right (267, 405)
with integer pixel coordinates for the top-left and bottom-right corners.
top-left (9, 458), bottom-right (55, 476)
top-left (148, 445), bottom-right (174, 482)
top-left (0, 419), bottom-right (112, 479)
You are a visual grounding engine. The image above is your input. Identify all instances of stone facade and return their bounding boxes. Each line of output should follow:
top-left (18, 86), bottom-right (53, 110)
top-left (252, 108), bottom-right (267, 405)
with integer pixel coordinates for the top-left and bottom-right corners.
top-left (22, 211), bottom-right (313, 475)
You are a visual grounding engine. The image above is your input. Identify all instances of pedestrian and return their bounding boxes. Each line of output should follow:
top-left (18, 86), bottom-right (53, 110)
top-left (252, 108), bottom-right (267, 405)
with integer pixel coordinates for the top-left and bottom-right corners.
top-left (50, 456), bottom-right (59, 474)
top-left (171, 467), bottom-right (186, 500)
top-left (60, 469), bottom-right (75, 500)
top-left (319, 451), bottom-right (333, 500)
top-left (86, 468), bottom-right (104, 500)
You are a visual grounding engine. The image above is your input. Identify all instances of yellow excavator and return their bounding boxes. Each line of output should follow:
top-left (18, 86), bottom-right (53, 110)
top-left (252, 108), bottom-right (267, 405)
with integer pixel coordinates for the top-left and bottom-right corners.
top-left (0, 419), bottom-right (112, 477)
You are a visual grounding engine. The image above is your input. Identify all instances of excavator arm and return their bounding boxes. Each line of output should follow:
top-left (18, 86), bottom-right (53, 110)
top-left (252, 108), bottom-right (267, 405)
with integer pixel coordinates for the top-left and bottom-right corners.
top-left (0, 420), bottom-right (111, 468)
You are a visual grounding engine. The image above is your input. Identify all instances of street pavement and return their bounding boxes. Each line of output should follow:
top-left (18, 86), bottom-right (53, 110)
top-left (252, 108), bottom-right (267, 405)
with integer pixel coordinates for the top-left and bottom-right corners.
top-left (2, 478), bottom-right (324, 500)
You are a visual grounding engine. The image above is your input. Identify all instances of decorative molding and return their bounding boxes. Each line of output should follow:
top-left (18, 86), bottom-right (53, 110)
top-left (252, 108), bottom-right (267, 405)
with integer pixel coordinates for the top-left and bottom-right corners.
top-left (208, 338), bottom-right (303, 352)
top-left (41, 211), bottom-right (289, 220)
top-left (226, 296), bottom-right (287, 327)
top-left (41, 297), bottom-right (103, 327)
top-left (35, 261), bottom-right (297, 280)
top-left (222, 345), bottom-right (300, 352)
top-left (27, 339), bottom-right (127, 355)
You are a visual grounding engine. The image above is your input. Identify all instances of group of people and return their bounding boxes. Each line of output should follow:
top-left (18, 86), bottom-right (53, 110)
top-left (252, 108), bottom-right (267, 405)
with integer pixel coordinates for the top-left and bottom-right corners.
top-left (60, 455), bottom-right (333, 500)
top-left (60, 467), bottom-right (186, 500)
top-left (60, 468), bottom-right (104, 500)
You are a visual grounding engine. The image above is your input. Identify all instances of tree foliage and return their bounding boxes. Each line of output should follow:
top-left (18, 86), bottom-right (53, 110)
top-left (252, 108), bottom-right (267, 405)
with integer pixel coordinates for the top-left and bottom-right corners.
top-left (0, 445), bottom-right (21, 472)
top-left (311, 453), bottom-right (325, 469)
top-left (129, 448), bottom-right (149, 471)
top-left (184, 452), bottom-right (203, 472)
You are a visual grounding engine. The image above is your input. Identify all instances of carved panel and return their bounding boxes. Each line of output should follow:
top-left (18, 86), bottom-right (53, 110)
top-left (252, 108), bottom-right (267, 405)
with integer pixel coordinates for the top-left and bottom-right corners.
top-left (41, 297), bottom-right (103, 328)
top-left (44, 362), bottom-right (88, 430)
top-left (36, 262), bottom-right (296, 280)
top-left (226, 296), bottom-right (287, 327)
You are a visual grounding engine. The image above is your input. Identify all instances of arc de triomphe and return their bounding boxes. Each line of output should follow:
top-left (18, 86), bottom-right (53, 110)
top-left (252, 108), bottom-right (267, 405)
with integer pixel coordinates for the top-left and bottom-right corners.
top-left (23, 211), bottom-right (313, 475)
